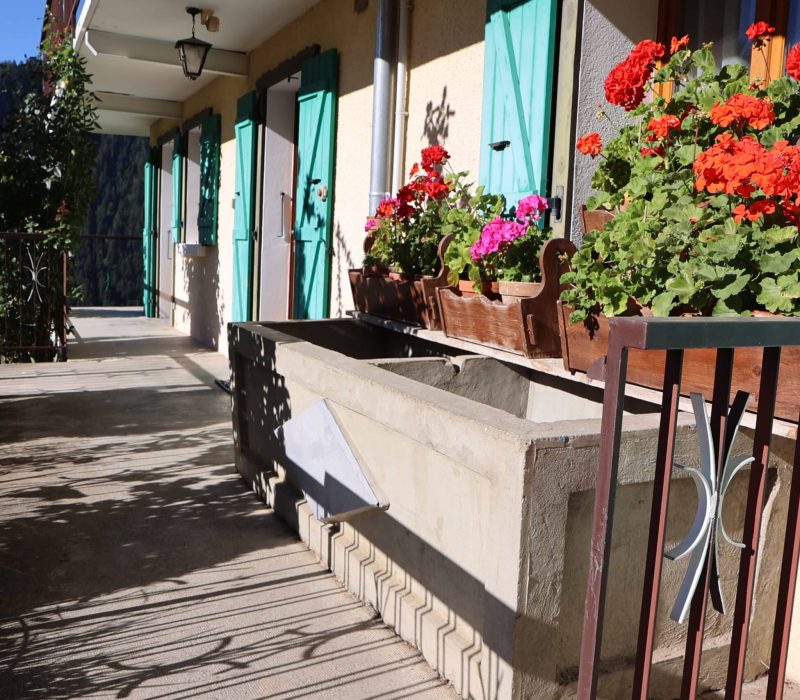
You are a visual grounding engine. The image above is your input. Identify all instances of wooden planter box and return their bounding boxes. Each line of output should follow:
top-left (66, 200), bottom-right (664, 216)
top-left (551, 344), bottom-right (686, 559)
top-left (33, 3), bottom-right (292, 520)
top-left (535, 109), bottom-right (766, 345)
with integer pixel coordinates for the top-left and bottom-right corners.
top-left (557, 302), bottom-right (800, 421)
top-left (437, 238), bottom-right (576, 358)
top-left (349, 235), bottom-right (451, 330)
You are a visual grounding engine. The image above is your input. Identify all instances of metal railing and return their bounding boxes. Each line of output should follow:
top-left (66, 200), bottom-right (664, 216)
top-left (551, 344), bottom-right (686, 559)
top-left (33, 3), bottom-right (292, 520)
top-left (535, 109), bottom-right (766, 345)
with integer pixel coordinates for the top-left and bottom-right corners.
top-left (577, 316), bottom-right (800, 699)
top-left (0, 232), bottom-right (68, 362)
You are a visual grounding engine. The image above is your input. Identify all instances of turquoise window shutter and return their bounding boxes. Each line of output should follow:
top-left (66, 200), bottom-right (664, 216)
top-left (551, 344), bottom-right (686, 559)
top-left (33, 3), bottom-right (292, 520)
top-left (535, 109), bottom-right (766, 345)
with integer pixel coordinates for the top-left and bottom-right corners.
top-left (199, 113), bottom-right (221, 246)
top-left (232, 92), bottom-right (259, 323)
top-left (480, 0), bottom-right (557, 208)
top-left (171, 132), bottom-right (184, 243)
top-left (142, 148), bottom-right (157, 317)
top-left (293, 48), bottom-right (338, 320)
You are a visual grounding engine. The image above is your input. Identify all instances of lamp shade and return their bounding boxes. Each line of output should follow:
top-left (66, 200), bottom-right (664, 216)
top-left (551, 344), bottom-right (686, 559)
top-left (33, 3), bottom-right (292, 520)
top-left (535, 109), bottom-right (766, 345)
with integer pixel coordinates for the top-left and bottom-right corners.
top-left (175, 35), bottom-right (212, 80)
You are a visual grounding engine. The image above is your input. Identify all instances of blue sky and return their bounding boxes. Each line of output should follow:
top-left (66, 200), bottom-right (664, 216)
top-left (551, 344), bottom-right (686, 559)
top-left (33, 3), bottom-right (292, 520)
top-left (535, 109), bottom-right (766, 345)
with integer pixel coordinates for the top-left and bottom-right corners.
top-left (0, 2), bottom-right (47, 62)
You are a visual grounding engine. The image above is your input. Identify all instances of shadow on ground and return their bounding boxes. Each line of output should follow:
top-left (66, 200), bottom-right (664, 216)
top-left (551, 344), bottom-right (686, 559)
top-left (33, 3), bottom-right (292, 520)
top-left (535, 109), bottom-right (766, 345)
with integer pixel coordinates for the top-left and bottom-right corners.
top-left (0, 320), bottom-right (452, 700)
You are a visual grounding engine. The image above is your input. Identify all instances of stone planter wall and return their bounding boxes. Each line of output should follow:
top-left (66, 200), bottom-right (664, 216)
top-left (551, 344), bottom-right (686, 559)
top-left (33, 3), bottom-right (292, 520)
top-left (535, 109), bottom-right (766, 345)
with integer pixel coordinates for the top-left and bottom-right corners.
top-left (228, 318), bottom-right (791, 699)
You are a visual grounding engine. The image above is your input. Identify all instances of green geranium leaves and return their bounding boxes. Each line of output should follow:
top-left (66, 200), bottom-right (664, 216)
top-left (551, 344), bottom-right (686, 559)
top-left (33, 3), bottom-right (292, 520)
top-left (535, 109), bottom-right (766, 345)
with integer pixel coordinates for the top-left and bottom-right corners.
top-left (562, 41), bottom-right (800, 321)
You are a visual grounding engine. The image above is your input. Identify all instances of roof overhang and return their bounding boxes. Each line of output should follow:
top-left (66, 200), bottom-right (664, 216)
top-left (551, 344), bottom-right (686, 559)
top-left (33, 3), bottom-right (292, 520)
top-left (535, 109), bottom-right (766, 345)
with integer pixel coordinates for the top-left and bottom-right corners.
top-left (75, 0), bottom-right (322, 137)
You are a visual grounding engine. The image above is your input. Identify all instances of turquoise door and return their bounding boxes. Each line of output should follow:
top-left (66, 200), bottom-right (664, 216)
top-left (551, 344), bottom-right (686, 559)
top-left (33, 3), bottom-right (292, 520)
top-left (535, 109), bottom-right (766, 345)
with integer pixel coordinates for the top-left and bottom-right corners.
top-left (171, 133), bottom-right (184, 243)
top-left (232, 92), bottom-right (259, 322)
top-left (293, 49), bottom-right (338, 320)
top-left (480, 0), bottom-right (557, 207)
top-left (142, 147), bottom-right (158, 318)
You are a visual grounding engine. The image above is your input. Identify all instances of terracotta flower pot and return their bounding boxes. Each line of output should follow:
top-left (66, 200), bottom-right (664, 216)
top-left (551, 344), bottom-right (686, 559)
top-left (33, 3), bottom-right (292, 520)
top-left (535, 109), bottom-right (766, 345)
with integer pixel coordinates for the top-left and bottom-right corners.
top-left (457, 279), bottom-right (500, 298)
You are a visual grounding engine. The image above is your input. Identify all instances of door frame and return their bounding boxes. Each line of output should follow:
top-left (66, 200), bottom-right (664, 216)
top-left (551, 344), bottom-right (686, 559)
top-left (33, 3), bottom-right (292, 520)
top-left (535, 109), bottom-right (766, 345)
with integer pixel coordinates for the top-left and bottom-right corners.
top-left (255, 44), bottom-right (321, 319)
top-left (156, 127), bottom-right (180, 323)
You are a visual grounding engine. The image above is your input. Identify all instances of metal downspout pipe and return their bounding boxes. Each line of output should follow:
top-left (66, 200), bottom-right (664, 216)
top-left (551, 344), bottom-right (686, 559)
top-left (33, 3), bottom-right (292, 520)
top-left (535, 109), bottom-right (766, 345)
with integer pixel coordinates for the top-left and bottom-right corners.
top-left (391, 0), bottom-right (411, 194)
top-left (368, 0), bottom-right (397, 214)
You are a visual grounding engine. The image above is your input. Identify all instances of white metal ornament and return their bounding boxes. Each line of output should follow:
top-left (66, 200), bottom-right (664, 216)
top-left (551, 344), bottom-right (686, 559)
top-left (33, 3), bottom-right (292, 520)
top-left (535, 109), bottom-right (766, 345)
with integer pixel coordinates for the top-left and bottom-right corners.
top-left (665, 391), bottom-right (753, 624)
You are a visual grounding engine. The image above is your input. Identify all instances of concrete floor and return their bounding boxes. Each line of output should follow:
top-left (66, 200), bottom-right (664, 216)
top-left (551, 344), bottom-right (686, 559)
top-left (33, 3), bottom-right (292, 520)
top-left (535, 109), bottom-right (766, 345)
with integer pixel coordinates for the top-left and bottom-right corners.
top-left (0, 308), bottom-right (455, 700)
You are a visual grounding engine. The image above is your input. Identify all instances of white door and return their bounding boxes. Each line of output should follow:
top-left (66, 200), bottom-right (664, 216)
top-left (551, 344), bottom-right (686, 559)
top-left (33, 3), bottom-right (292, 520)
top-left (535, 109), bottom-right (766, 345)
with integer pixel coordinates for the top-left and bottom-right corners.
top-left (258, 79), bottom-right (298, 320)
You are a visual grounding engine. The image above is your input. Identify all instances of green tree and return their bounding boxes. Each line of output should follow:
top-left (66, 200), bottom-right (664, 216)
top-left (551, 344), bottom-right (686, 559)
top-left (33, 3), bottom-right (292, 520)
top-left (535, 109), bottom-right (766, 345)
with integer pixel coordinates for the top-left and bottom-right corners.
top-left (0, 21), bottom-right (98, 360)
top-left (0, 26), bottom-right (97, 248)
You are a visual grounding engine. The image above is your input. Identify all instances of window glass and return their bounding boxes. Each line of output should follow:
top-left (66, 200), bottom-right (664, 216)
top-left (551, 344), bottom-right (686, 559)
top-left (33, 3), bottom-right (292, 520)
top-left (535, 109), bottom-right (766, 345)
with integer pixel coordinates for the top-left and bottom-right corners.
top-left (788, 0), bottom-right (800, 49)
top-left (677, 0), bottom-right (756, 68)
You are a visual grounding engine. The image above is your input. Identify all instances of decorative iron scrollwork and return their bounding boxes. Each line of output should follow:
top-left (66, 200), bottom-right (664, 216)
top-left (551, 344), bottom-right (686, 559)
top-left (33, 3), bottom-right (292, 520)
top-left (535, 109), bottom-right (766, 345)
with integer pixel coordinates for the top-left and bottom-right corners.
top-left (665, 391), bottom-right (753, 623)
top-left (24, 246), bottom-right (48, 304)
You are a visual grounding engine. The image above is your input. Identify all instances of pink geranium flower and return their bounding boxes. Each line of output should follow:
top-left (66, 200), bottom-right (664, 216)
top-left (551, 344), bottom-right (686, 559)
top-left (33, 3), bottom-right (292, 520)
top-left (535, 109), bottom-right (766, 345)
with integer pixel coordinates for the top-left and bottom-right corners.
top-left (515, 194), bottom-right (549, 223)
top-left (470, 217), bottom-right (527, 261)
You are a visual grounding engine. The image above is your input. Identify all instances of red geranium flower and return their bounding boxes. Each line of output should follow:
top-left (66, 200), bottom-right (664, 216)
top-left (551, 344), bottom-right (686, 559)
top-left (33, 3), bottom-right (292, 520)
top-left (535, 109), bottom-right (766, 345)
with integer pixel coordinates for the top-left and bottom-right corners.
top-left (420, 145), bottom-right (450, 172)
top-left (733, 199), bottom-right (777, 223)
top-left (397, 184), bottom-right (413, 203)
top-left (746, 21), bottom-right (775, 46)
top-left (709, 93), bottom-right (775, 130)
top-left (787, 43), bottom-right (800, 80)
top-left (640, 146), bottom-right (665, 158)
top-left (670, 35), bottom-right (689, 54)
top-left (629, 39), bottom-right (666, 63)
top-left (375, 197), bottom-right (398, 218)
top-left (604, 40), bottom-right (665, 110)
top-left (646, 114), bottom-right (681, 139)
top-left (781, 200), bottom-right (800, 228)
top-left (423, 176), bottom-right (450, 200)
top-left (576, 132), bottom-right (602, 156)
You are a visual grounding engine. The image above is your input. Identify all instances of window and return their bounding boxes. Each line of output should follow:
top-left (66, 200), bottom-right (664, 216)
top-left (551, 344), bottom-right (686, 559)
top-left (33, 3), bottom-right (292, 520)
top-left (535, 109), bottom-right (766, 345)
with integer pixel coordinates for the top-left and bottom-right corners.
top-left (171, 112), bottom-right (221, 249)
top-left (184, 127), bottom-right (201, 245)
top-left (677, 0), bottom-right (756, 69)
top-left (659, 0), bottom-right (796, 84)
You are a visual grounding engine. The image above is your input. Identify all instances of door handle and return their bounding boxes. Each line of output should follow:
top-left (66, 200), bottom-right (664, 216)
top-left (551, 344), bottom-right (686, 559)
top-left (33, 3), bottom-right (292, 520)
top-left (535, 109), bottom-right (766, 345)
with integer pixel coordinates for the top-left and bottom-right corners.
top-left (280, 192), bottom-right (293, 238)
top-left (489, 140), bottom-right (511, 151)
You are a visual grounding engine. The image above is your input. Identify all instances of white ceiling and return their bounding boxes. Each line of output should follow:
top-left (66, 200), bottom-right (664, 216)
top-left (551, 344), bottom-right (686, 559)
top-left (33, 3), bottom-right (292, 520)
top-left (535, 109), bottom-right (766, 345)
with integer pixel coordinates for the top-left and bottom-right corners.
top-left (76, 0), bottom-right (322, 136)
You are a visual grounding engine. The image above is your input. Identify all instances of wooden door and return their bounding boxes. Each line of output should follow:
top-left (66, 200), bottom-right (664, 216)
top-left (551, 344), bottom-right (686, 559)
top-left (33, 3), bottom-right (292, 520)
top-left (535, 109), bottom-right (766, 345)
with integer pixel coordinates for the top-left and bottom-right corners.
top-left (480, 0), bottom-right (558, 207)
top-left (292, 49), bottom-right (338, 320)
top-left (232, 92), bottom-right (259, 322)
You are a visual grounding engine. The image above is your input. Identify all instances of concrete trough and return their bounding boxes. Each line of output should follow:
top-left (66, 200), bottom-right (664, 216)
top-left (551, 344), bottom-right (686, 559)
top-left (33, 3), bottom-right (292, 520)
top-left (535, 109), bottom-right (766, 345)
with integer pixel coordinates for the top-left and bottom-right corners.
top-left (228, 319), bottom-right (791, 700)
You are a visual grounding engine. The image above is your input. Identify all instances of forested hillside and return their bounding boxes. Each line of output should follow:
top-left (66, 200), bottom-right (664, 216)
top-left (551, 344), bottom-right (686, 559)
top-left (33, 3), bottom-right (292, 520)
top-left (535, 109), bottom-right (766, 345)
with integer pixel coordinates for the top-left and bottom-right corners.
top-left (73, 134), bottom-right (148, 306)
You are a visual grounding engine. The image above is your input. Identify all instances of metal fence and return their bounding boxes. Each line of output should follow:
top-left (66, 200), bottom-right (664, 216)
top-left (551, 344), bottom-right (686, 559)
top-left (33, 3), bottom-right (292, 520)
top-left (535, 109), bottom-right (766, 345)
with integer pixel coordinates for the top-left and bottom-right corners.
top-left (577, 316), bottom-right (800, 699)
top-left (0, 232), bottom-right (67, 362)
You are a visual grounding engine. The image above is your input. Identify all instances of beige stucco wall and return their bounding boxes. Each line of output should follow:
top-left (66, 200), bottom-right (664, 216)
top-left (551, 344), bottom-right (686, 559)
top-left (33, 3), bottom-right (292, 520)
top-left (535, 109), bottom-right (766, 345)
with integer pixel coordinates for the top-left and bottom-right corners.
top-left (403, 0), bottom-right (485, 178)
top-left (569, 0), bottom-right (660, 243)
top-left (150, 0), bottom-right (486, 352)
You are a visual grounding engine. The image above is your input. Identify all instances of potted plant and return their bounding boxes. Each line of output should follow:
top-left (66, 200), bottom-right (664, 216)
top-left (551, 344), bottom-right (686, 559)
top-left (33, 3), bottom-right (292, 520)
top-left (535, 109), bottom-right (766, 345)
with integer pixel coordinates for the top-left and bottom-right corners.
top-left (349, 146), bottom-right (495, 329)
top-left (437, 195), bottom-right (576, 358)
top-left (559, 26), bottom-right (800, 418)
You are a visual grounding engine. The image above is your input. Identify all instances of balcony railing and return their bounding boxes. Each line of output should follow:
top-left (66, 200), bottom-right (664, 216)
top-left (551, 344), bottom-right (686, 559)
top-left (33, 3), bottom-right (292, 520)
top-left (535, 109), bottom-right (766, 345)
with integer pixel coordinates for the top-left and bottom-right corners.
top-left (0, 232), bottom-right (68, 362)
top-left (577, 316), bottom-right (800, 699)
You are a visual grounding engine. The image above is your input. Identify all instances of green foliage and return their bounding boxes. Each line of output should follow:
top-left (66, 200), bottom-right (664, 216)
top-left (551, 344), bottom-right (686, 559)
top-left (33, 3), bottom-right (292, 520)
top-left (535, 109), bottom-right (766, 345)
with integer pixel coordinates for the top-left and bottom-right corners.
top-left (440, 182), bottom-right (505, 287)
top-left (490, 226), bottom-right (552, 282)
top-left (365, 188), bottom-right (452, 276)
top-left (0, 24), bottom-right (98, 250)
top-left (364, 158), bottom-right (504, 277)
top-left (563, 42), bottom-right (800, 321)
top-left (0, 19), bottom-right (98, 360)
